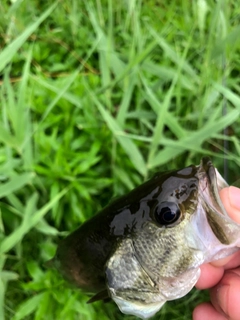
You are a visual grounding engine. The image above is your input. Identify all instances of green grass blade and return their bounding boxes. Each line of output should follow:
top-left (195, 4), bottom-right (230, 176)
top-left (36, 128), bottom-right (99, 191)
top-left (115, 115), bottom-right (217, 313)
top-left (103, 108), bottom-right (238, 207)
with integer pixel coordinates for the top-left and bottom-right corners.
top-left (150, 109), bottom-right (239, 168)
top-left (0, 125), bottom-right (19, 149)
top-left (29, 187), bottom-right (69, 227)
top-left (31, 76), bottom-right (83, 108)
top-left (86, 85), bottom-right (147, 176)
top-left (12, 293), bottom-right (45, 320)
top-left (0, 3), bottom-right (57, 73)
top-left (148, 27), bottom-right (198, 80)
top-left (0, 188), bottom-right (68, 254)
top-left (0, 173), bottom-right (34, 199)
top-left (97, 102), bottom-right (147, 176)
top-left (214, 82), bottom-right (240, 110)
top-left (0, 277), bottom-right (5, 320)
top-left (117, 73), bottom-right (136, 127)
top-left (147, 79), bottom-right (177, 163)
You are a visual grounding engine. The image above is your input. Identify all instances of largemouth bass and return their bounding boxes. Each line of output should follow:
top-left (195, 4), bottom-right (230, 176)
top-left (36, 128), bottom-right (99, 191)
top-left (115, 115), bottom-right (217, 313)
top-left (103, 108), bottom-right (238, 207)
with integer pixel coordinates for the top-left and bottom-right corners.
top-left (51, 157), bottom-right (240, 319)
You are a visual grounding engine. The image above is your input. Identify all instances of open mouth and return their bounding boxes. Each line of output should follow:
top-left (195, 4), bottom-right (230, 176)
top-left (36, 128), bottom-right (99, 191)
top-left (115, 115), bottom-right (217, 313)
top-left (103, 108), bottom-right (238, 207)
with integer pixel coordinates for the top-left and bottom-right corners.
top-left (197, 157), bottom-right (240, 248)
top-left (196, 157), bottom-right (232, 245)
top-left (186, 157), bottom-right (240, 263)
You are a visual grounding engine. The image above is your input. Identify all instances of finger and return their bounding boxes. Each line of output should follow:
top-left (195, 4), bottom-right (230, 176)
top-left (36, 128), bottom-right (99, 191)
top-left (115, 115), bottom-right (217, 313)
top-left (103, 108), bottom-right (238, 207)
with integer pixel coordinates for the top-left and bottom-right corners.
top-left (210, 251), bottom-right (240, 268)
top-left (210, 268), bottom-right (240, 320)
top-left (220, 187), bottom-right (240, 223)
top-left (210, 255), bottom-right (235, 268)
top-left (193, 302), bottom-right (227, 320)
top-left (223, 251), bottom-right (240, 270)
top-left (195, 264), bottom-right (224, 289)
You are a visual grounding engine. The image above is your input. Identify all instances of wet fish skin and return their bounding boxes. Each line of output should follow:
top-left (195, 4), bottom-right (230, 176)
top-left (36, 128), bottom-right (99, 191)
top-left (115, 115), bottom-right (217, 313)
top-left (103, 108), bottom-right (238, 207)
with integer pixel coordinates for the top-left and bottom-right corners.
top-left (51, 157), bottom-right (240, 319)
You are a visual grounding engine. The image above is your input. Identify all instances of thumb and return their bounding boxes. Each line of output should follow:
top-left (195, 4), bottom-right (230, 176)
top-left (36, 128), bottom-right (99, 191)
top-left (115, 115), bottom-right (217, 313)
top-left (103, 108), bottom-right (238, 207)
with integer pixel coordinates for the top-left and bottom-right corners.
top-left (210, 268), bottom-right (240, 320)
top-left (220, 186), bottom-right (240, 224)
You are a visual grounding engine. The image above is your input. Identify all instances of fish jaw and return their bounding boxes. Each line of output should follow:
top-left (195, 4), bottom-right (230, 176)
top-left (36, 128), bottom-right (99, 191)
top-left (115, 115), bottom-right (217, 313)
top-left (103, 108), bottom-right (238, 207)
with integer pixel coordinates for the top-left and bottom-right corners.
top-left (105, 237), bottom-right (202, 319)
top-left (110, 293), bottom-right (165, 320)
top-left (109, 268), bottom-right (201, 319)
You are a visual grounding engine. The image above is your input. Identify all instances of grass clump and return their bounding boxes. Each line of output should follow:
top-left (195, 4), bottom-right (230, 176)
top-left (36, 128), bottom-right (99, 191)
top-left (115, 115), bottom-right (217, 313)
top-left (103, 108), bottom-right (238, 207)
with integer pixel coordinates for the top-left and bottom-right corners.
top-left (0, 0), bottom-right (240, 319)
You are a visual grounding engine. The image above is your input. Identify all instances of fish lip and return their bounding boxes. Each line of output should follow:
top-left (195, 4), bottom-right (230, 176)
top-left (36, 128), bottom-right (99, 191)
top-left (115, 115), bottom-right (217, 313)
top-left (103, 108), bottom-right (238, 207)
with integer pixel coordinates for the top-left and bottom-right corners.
top-left (199, 156), bottom-right (228, 189)
top-left (199, 157), bottom-right (217, 185)
top-left (198, 157), bottom-right (228, 216)
top-left (199, 156), bottom-right (213, 174)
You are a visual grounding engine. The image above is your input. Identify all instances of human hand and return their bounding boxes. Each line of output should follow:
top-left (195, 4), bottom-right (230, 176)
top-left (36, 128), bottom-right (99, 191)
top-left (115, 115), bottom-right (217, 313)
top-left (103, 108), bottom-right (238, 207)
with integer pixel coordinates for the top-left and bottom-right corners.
top-left (193, 186), bottom-right (240, 320)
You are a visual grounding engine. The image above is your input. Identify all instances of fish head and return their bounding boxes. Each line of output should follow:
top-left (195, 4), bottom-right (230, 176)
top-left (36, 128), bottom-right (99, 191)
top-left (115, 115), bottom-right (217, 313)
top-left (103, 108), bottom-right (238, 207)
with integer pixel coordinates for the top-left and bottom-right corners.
top-left (52, 157), bottom-right (240, 319)
top-left (105, 157), bottom-right (240, 318)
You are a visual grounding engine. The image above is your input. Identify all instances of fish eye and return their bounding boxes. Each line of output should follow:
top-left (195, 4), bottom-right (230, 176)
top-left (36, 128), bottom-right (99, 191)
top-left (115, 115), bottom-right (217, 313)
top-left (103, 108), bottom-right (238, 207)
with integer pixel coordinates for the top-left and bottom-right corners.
top-left (154, 201), bottom-right (181, 226)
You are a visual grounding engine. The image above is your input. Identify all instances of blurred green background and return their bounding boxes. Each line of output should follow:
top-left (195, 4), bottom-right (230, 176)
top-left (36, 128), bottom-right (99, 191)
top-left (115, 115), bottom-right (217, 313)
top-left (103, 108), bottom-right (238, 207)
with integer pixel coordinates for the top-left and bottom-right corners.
top-left (1, 0), bottom-right (240, 319)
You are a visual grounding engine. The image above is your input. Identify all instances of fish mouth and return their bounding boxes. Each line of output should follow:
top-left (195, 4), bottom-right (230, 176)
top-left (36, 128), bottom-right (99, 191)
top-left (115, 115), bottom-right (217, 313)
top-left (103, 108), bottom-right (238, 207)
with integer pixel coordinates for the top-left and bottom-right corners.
top-left (185, 157), bottom-right (240, 263)
top-left (197, 157), bottom-right (232, 245)
top-left (192, 157), bottom-right (240, 251)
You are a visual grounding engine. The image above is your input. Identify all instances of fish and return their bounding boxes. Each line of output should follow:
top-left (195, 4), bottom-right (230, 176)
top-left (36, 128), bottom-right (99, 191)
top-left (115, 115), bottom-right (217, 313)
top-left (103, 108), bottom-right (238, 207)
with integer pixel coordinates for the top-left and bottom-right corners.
top-left (50, 157), bottom-right (240, 319)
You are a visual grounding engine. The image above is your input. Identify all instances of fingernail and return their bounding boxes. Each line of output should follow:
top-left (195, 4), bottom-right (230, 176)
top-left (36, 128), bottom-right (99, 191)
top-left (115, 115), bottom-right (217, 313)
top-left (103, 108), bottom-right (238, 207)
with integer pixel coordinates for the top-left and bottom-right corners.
top-left (229, 186), bottom-right (240, 211)
top-left (216, 285), bottom-right (229, 317)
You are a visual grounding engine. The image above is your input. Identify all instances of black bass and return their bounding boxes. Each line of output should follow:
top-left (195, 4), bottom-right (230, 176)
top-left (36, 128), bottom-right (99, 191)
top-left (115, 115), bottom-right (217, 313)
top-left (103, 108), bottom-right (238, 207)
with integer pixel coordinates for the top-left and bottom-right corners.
top-left (51, 157), bottom-right (240, 319)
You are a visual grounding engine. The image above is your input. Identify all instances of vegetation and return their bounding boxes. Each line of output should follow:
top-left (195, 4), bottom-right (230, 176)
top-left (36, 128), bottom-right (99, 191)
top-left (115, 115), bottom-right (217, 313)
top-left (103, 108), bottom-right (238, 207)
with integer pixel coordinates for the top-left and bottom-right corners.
top-left (0, 0), bottom-right (240, 319)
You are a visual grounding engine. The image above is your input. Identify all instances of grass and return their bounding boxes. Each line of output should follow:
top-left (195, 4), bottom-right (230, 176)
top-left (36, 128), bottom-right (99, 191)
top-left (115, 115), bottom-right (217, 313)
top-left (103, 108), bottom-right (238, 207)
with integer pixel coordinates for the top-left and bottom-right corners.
top-left (0, 0), bottom-right (240, 319)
